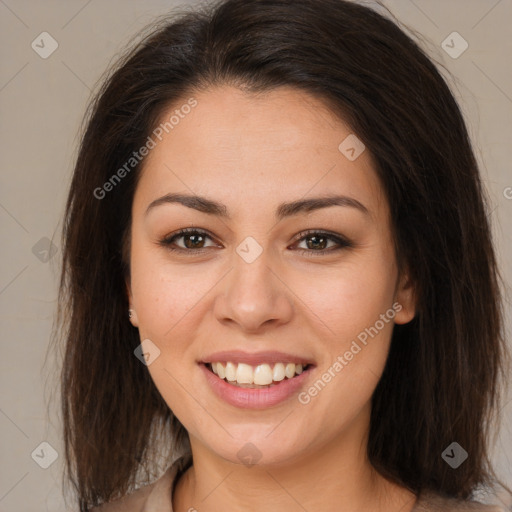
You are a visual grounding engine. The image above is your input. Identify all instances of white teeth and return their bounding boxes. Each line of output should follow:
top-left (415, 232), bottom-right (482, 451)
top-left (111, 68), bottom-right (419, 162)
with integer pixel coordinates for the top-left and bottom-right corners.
top-left (225, 362), bottom-right (237, 382)
top-left (216, 362), bottom-right (226, 379)
top-left (236, 363), bottom-right (253, 384)
top-left (253, 364), bottom-right (273, 385)
top-left (285, 363), bottom-right (296, 379)
top-left (208, 361), bottom-right (308, 385)
top-left (273, 362), bottom-right (285, 381)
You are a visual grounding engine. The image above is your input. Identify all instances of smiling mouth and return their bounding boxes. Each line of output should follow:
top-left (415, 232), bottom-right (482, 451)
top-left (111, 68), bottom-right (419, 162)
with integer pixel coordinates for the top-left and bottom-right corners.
top-left (205, 361), bottom-right (313, 388)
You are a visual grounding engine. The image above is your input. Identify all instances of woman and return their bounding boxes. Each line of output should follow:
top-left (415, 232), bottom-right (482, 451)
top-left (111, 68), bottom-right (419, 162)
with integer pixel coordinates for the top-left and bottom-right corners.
top-left (56, 0), bottom-right (510, 510)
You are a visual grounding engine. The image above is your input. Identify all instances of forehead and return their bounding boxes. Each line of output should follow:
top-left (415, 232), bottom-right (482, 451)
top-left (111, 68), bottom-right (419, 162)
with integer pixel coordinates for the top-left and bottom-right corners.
top-left (134, 85), bottom-right (385, 221)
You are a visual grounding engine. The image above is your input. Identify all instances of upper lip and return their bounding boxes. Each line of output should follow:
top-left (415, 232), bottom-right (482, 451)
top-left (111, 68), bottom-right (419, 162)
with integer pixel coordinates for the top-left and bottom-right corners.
top-left (199, 350), bottom-right (315, 366)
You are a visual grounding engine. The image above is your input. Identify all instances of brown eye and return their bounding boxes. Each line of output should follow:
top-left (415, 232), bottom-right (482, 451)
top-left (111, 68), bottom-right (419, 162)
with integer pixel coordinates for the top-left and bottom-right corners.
top-left (293, 230), bottom-right (352, 257)
top-left (303, 234), bottom-right (329, 250)
top-left (159, 228), bottom-right (218, 253)
top-left (159, 228), bottom-right (352, 257)
top-left (181, 232), bottom-right (207, 249)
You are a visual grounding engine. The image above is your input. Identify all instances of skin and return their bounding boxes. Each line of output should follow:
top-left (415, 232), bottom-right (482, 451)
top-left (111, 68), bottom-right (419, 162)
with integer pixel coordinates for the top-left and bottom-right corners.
top-left (126, 85), bottom-right (417, 512)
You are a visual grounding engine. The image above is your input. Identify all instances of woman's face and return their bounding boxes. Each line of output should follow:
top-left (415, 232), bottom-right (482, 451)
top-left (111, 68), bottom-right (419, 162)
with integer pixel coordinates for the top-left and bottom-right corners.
top-left (127, 85), bottom-right (415, 466)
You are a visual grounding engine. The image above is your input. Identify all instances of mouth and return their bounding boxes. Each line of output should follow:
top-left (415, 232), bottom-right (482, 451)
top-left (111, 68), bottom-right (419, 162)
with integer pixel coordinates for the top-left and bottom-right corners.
top-left (198, 350), bottom-right (316, 408)
top-left (204, 361), bottom-right (314, 388)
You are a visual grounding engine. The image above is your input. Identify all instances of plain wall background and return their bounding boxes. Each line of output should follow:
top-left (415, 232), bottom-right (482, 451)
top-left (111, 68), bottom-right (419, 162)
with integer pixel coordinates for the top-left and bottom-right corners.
top-left (0, 0), bottom-right (511, 510)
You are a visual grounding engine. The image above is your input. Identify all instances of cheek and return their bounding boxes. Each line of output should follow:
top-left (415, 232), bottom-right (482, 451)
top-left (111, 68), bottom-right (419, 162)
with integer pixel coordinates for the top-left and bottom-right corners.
top-left (293, 254), bottom-right (397, 413)
top-left (130, 243), bottom-right (211, 339)
top-left (295, 256), bottom-right (397, 344)
top-left (129, 248), bottom-right (211, 424)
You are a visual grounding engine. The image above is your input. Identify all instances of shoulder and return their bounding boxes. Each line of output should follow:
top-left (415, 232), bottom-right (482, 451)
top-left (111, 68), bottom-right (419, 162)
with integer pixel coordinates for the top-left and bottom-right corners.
top-left (90, 481), bottom-right (156, 512)
top-left (413, 491), bottom-right (507, 512)
top-left (90, 455), bottom-right (192, 512)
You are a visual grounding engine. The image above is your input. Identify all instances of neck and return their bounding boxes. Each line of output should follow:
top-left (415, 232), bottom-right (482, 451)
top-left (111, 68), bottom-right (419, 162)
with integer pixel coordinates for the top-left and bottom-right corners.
top-left (173, 409), bottom-right (417, 512)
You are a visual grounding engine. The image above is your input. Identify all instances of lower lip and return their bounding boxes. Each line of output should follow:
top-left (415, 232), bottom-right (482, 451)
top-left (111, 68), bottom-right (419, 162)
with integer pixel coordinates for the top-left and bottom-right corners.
top-left (199, 363), bottom-right (313, 409)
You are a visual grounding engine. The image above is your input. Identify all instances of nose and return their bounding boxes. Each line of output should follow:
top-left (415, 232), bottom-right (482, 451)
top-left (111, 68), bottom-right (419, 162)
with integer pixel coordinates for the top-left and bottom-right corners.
top-left (212, 248), bottom-right (294, 334)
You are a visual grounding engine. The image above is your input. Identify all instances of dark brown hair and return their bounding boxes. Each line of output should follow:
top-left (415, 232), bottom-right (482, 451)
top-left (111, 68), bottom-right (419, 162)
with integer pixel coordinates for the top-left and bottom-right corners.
top-left (55, 0), bottom-right (509, 509)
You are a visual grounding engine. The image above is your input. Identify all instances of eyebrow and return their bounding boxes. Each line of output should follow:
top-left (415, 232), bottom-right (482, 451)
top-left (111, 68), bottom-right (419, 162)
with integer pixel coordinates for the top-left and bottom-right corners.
top-left (145, 193), bottom-right (369, 220)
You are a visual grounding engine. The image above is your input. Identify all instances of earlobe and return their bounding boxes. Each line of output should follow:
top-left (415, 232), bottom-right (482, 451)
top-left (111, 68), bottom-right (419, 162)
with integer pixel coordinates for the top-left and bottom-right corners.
top-left (394, 272), bottom-right (416, 325)
top-left (125, 279), bottom-right (139, 327)
top-left (128, 307), bottom-right (139, 327)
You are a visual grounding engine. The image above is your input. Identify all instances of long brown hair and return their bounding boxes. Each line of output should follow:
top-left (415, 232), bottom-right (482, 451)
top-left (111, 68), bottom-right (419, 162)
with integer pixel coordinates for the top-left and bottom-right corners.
top-left (54, 0), bottom-right (509, 509)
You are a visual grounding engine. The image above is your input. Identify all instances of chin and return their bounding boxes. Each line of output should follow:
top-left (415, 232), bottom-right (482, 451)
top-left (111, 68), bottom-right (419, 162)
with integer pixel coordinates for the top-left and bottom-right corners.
top-left (204, 431), bottom-right (311, 468)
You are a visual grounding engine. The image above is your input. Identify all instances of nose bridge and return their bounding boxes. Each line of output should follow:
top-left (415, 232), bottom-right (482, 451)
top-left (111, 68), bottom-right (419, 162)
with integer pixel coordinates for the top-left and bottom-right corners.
top-left (231, 238), bottom-right (277, 306)
top-left (214, 236), bottom-right (293, 331)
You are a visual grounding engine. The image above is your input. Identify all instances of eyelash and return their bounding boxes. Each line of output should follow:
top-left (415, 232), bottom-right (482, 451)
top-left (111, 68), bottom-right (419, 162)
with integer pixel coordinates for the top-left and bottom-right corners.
top-left (158, 227), bottom-right (353, 257)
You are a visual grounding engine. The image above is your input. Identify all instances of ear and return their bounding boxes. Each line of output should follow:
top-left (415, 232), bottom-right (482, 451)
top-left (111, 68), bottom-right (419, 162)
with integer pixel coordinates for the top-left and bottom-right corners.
top-left (393, 270), bottom-right (416, 325)
top-left (126, 277), bottom-right (139, 328)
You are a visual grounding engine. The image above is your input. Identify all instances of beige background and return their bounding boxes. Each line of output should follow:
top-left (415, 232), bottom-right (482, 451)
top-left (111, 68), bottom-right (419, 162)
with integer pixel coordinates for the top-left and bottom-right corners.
top-left (0, 0), bottom-right (511, 510)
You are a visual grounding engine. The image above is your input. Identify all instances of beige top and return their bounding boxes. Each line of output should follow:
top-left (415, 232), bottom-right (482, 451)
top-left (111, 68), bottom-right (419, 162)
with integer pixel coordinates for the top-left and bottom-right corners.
top-left (91, 456), bottom-right (506, 512)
